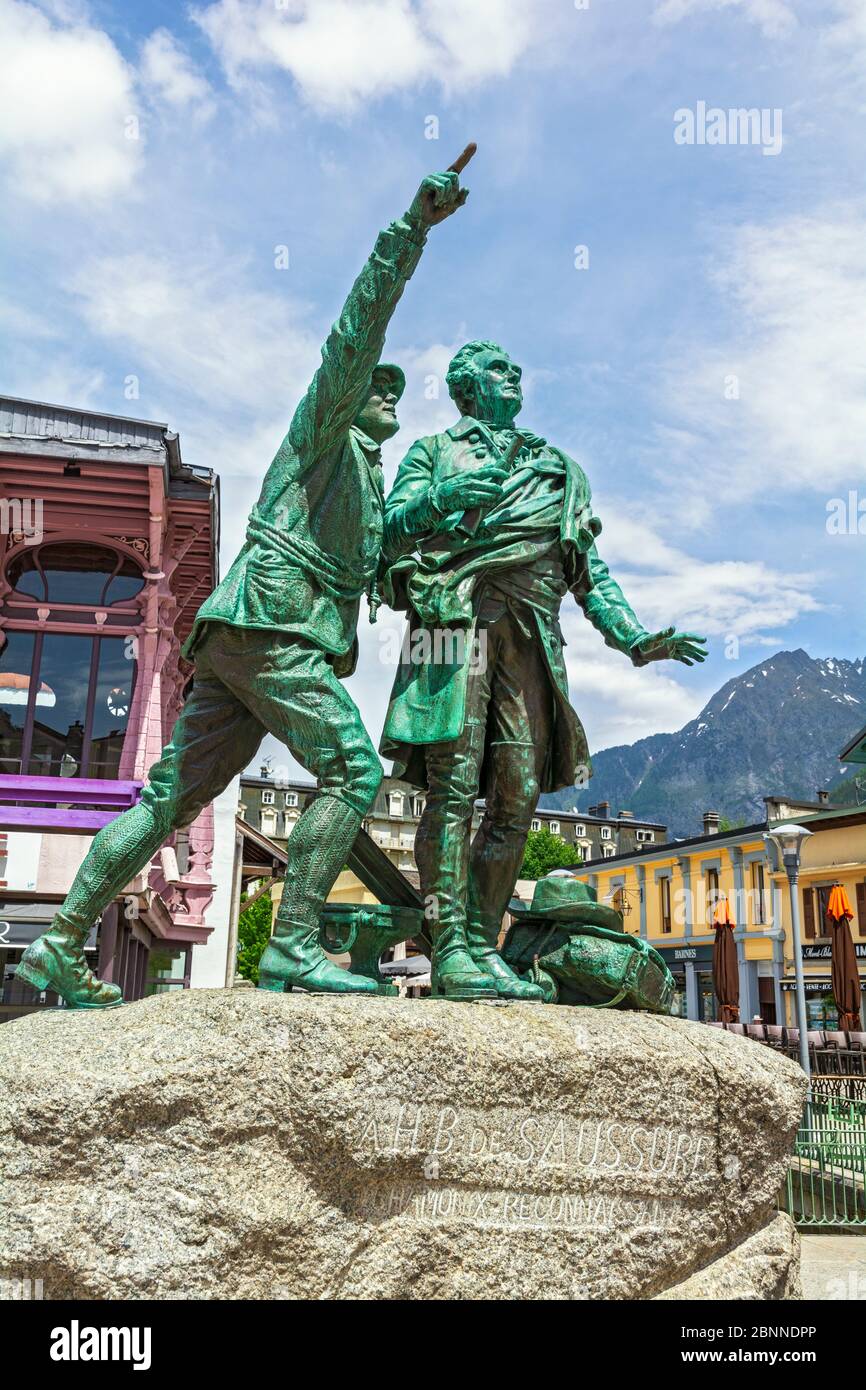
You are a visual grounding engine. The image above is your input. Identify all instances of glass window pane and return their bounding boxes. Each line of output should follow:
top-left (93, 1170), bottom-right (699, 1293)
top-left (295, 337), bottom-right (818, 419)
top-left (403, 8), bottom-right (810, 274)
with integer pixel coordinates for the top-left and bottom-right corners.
top-left (27, 634), bottom-right (93, 777)
top-left (8, 544), bottom-right (144, 606)
top-left (87, 638), bottom-right (137, 779)
top-left (148, 947), bottom-right (187, 983)
top-left (0, 631), bottom-right (36, 773)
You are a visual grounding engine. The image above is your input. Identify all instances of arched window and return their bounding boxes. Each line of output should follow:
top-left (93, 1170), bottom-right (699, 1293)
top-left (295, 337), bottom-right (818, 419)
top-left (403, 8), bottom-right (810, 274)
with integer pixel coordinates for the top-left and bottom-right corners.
top-left (0, 543), bottom-right (141, 780)
top-left (7, 542), bottom-right (144, 607)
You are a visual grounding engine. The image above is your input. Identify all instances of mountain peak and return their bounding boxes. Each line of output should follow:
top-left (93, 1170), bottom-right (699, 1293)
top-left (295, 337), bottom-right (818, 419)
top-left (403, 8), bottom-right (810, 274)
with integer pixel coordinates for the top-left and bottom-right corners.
top-left (541, 649), bottom-right (865, 837)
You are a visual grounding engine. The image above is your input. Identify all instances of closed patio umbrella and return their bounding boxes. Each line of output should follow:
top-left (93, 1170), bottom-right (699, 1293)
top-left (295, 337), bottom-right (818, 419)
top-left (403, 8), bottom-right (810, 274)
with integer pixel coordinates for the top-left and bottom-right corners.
top-left (713, 896), bottom-right (739, 1024)
top-left (828, 884), bottom-right (861, 1031)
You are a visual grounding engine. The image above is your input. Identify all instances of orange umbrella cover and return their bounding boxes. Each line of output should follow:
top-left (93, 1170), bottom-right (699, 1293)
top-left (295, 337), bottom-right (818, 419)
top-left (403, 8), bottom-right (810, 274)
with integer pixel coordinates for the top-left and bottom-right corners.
top-left (713, 895), bottom-right (735, 927)
top-left (828, 884), bottom-right (854, 922)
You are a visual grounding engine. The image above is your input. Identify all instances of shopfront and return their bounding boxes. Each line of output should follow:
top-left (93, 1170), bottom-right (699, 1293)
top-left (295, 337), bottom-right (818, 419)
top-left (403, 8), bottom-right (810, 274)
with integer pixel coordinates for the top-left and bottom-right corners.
top-left (781, 943), bottom-right (866, 1029)
top-left (0, 897), bottom-right (96, 1021)
top-left (658, 942), bottom-right (717, 1022)
top-left (0, 895), bottom-right (193, 1021)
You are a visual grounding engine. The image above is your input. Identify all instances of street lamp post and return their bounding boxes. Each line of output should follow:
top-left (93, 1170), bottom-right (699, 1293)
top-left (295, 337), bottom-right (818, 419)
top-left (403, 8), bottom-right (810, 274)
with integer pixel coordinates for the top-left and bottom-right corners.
top-left (764, 823), bottom-right (813, 1086)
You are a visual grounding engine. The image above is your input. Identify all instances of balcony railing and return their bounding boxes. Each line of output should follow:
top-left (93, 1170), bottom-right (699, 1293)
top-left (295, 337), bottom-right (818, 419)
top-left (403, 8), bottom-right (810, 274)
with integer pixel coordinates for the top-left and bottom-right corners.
top-left (0, 774), bottom-right (143, 832)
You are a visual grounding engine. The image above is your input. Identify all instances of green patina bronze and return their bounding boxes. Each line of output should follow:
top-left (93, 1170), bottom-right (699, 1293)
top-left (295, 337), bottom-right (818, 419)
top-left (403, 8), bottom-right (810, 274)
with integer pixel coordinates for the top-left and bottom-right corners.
top-left (502, 877), bottom-right (675, 1012)
top-left (15, 164), bottom-right (470, 1008)
top-left (319, 902), bottom-right (427, 995)
top-left (378, 341), bottom-right (707, 1003)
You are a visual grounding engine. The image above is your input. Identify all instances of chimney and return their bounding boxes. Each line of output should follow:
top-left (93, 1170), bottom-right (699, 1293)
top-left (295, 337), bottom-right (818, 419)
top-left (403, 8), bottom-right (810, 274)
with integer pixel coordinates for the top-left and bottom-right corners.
top-left (260, 764), bottom-right (270, 779)
top-left (817, 789), bottom-right (830, 805)
top-left (703, 811), bottom-right (720, 836)
top-left (619, 809), bottom-right (634, 819)
top-left (596, 800), bottom-right (610, 819)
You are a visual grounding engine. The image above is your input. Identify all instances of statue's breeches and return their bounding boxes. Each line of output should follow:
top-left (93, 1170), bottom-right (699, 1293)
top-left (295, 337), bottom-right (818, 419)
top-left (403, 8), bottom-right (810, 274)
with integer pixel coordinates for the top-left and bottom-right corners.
top-left (414, 606), bottom-right (553, 955)
top-left (57, 622), bottom-right (382, 936)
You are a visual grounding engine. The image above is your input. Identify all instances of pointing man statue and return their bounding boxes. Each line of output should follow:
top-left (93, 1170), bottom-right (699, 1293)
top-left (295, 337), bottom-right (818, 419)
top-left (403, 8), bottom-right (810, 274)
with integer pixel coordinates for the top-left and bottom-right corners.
top-left (380, 342), bottom-right (707, 1001)
top-left (17, 159), bottom-right (472, 1007)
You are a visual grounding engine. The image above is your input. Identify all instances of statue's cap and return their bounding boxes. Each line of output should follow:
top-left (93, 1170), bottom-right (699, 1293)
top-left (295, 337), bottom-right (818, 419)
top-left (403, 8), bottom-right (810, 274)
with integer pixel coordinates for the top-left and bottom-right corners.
top-left (373, 362), bottom-right (406, 400)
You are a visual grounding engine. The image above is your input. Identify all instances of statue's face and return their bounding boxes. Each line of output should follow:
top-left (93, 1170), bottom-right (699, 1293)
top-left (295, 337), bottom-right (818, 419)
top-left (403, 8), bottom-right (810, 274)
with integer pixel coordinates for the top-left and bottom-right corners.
top-left (463, 348), bottom-right (523, 425)
top-left (354, 370), bottom-right (400, 443)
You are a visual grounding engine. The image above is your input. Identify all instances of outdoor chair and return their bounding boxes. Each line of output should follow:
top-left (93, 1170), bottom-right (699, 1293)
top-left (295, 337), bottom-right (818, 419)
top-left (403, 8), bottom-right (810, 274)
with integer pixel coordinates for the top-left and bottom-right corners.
top-left (727, 1023), bottom-right (745, 1036)
top-left (765, 1025), bottom-right (785, 1048)
top-left (846, 1033), bottom-right (866, 1075)
top-left (746, 1023), bottom-right (766, 1042)
top-left (822, 1031), bottom-right (852, 1074)
top-left (807, 1030), bottom-right (837, 1074)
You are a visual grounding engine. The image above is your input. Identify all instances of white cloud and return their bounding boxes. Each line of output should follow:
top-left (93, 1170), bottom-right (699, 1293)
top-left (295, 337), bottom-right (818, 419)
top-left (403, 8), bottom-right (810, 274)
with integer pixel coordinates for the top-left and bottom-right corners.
top-left (820, 0), bottom-right (866, 79)
top-left (552, 505), bottom-right (823, 749)
top-left (0, 0), bottom-right (140, 203)
top-left (194, 0), bottom-right (537, 113)
top-left (591, 507), bottom-right (823, 644)
top-left (140, 29), bottom-right (216, 121)
top-left (70, 248), bottom-right (319, 416)
top-left (654, 207), bottom-right (866, 505)
top-left (652, 0), bottom-right (797, 39)
top-left (559, 624), bottom-right (709, 750)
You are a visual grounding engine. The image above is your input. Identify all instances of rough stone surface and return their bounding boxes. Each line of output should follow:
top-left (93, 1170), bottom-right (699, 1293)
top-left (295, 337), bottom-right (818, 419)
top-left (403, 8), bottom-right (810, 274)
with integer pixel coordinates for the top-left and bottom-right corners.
top-left (653, 1212), bottom-right (801, 1300)
top-left (0, 989), bottom-right (806, 1300)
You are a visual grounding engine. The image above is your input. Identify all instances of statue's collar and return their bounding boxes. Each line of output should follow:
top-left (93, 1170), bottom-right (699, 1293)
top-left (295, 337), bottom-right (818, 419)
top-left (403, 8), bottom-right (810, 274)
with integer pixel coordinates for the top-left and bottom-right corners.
top-left (446, 416), bottom-right (547, 450)
top-left (348, 422), bottom-right (383, 461)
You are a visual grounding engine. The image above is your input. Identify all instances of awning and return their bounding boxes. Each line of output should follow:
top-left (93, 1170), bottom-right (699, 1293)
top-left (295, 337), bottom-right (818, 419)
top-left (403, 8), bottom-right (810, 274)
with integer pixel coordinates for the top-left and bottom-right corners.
top-left (780, 977), bottom-right (845, 994)
top-left (379, 954), bottom-right (431, 978)
top-left (0, 900), bottom-right (97, 950)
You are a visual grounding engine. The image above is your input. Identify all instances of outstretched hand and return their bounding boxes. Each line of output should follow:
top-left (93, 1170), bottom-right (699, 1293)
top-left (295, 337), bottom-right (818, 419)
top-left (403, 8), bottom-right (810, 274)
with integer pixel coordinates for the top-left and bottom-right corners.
top-left (633, 628), bottom-right (708, 666)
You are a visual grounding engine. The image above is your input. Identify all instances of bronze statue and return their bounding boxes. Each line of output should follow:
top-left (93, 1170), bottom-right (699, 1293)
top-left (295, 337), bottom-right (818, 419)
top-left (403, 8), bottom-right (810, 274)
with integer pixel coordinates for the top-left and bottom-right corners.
top-left (16, 160), bottom-right (472, 1008)
top-left (379, 341), bottom-right (707, 1001)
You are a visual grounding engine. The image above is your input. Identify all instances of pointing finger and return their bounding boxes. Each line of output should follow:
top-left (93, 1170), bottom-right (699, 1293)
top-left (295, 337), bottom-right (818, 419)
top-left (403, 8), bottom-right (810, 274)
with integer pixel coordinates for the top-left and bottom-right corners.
top-left (448, 142), bottom-right (477, 175)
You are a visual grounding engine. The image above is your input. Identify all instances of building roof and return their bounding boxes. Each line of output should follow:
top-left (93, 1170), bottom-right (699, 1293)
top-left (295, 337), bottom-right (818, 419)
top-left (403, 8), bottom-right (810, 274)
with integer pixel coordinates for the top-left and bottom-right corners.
top-left (790, 803), bottom-right (866, 828)
top-left (236, 816), bottom-right (288, 873)
top-left (0, 394), bottom-right (204, 482)
top-left (574, 800), bottom-right (866, 871)
top-left (839, 723), bottom-right (866, 766)
top-left (240, 775), bottom-right (315, 792)
top-left (531, 805), bottom-right (666, 830)
top-left (0, 394), bottom-right (219, 631)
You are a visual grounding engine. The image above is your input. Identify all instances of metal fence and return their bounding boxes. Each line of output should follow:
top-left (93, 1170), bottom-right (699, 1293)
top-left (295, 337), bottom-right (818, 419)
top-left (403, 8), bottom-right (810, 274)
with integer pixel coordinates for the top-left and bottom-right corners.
top-left (780, 1078), bottom-right (866, 1228)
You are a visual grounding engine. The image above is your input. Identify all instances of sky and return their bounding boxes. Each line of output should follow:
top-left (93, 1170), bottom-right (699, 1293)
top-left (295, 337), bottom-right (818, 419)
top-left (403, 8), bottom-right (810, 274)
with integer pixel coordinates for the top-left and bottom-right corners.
top-left (1, 0), bottom-right (864, 781)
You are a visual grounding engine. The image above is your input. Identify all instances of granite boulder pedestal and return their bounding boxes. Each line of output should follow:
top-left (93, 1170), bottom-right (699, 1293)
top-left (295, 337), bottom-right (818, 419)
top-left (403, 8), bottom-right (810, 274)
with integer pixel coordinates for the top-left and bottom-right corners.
top-left (0, 990), bottom-right (806, 1300)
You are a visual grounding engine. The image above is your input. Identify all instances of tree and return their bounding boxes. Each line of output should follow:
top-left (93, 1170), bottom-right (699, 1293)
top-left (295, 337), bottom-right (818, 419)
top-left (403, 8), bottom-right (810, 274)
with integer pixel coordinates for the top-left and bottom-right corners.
top-left (236, 890), bottom-right (274, 985)
top-left (519, 828), bottom-right (581, 880)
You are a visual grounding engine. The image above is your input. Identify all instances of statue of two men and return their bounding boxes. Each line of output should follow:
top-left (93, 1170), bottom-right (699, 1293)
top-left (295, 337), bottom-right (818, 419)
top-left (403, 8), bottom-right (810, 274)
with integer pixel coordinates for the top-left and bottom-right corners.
top-left (18, 161), bottom-right (705, 1009)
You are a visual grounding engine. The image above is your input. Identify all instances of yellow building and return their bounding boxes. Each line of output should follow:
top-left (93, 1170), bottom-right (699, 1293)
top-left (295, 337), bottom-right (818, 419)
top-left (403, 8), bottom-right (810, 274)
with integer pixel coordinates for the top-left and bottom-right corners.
top-left (575, 798), bottom-right (866, 1027)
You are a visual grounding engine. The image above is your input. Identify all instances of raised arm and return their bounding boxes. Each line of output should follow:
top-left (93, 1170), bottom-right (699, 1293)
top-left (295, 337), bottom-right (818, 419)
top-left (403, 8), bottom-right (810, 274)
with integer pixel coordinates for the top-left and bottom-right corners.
top-left (286, 169), bottom-right (469, 472)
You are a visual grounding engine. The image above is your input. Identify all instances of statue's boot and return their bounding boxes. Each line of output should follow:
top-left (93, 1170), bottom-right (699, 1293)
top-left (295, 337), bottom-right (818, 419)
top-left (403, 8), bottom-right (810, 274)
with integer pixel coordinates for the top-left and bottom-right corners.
top-left (466, 918), bottom-right (544, 1001)
top-left (257, 793), bottom-right (382, 994)
top-left (258, 918), bottom-right (380, 994)
top-left (16, 911), bottom-right (123, 1008)
top-left (430, 919), bottom-right (498, 1002)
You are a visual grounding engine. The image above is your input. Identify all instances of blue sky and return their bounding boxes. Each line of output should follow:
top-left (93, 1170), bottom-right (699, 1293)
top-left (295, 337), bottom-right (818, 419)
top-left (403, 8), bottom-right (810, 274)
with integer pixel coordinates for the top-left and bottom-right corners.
top-left (1, 0), bottom-right (864, 775)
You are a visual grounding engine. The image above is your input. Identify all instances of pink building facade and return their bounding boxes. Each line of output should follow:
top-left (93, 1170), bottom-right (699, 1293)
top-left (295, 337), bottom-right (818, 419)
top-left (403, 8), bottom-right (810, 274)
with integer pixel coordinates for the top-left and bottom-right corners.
top-left (0, 396), bottom-right (219, 1020)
